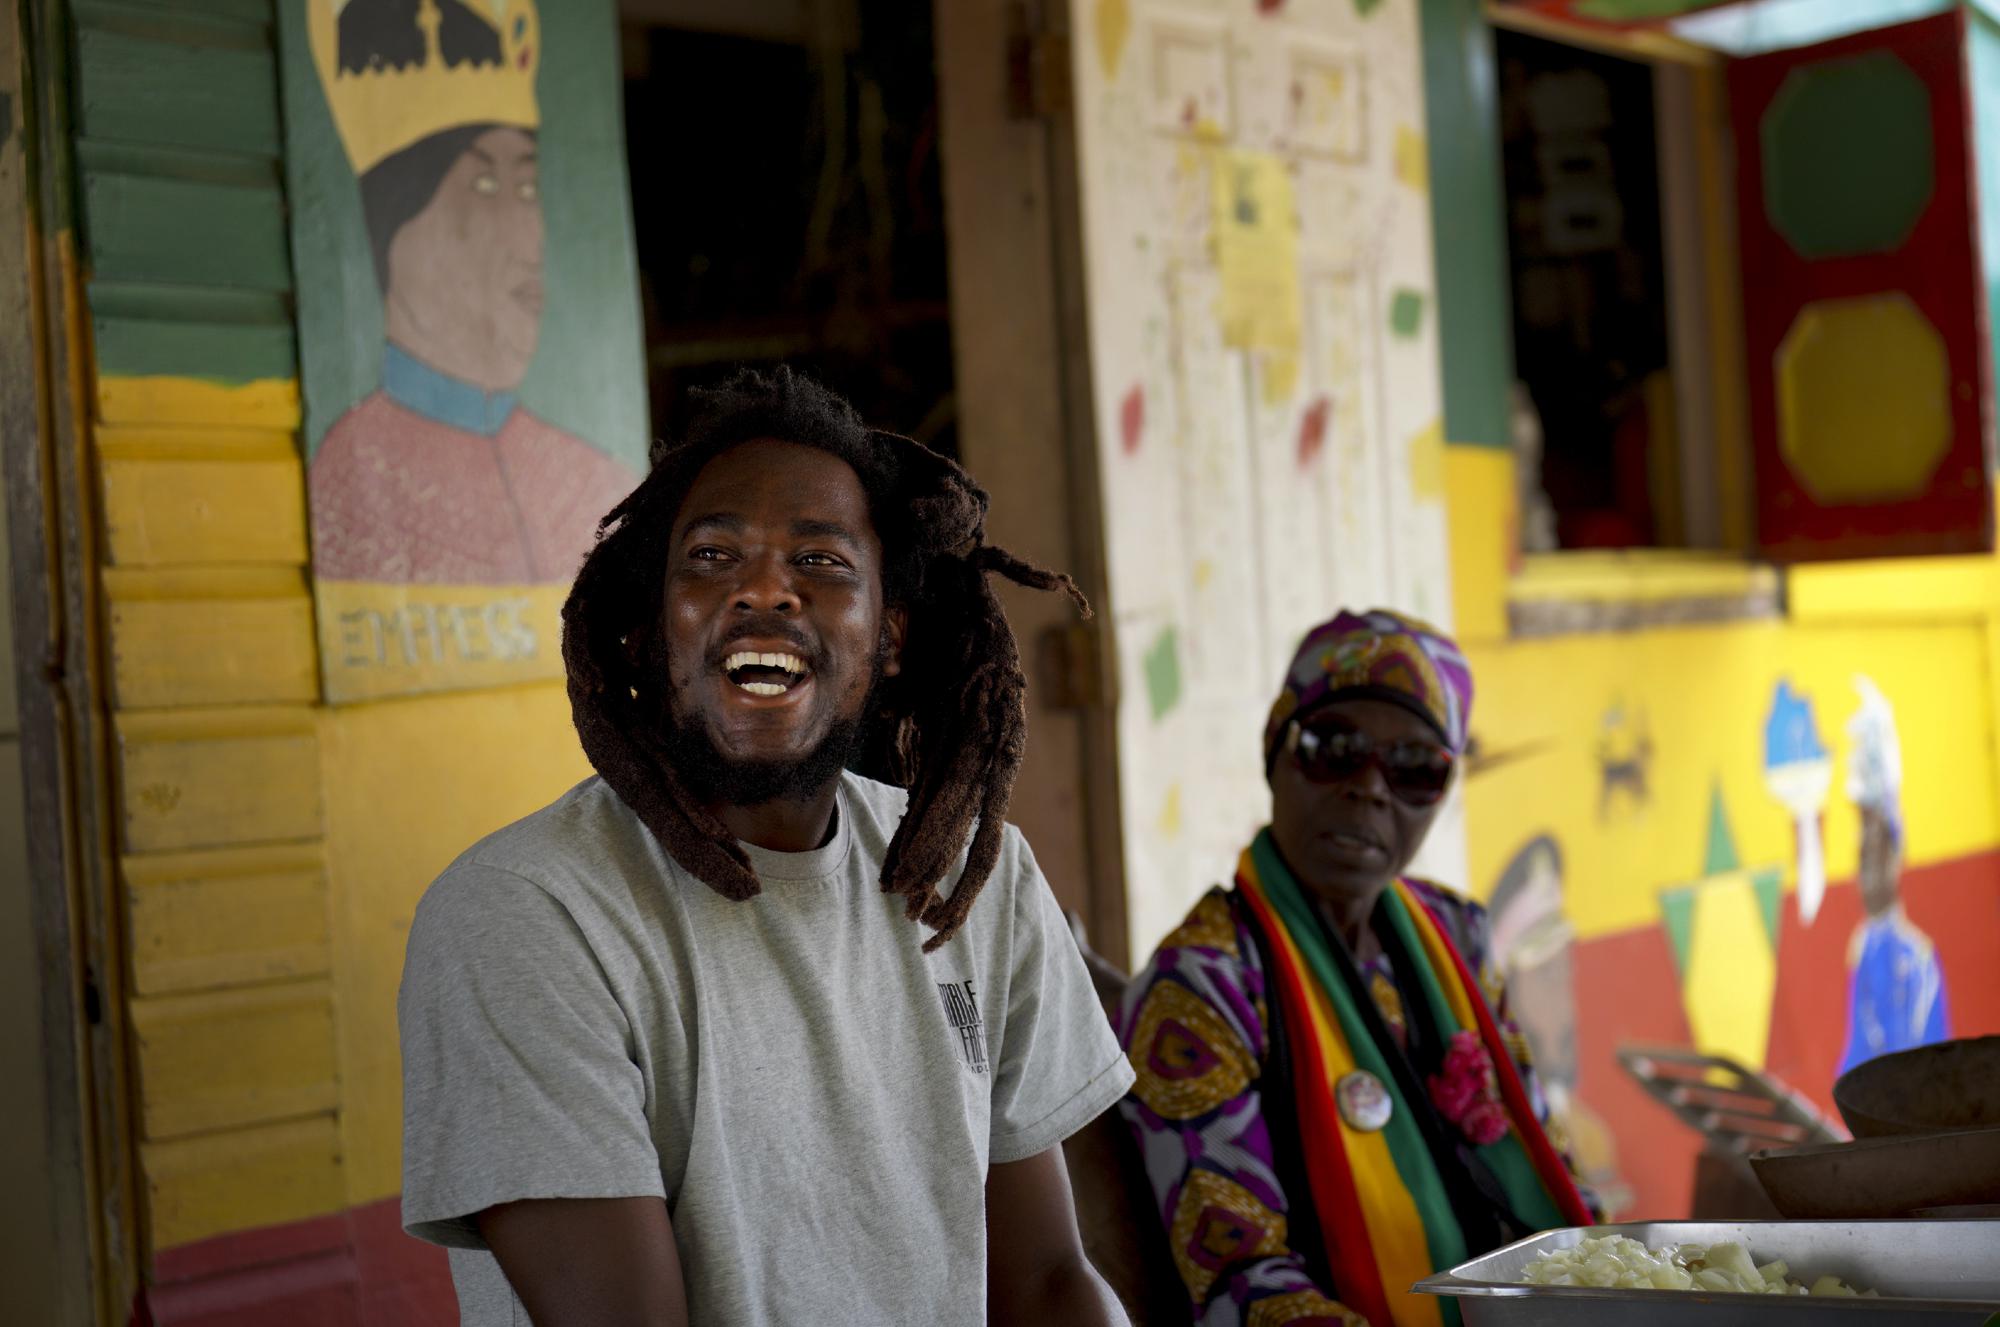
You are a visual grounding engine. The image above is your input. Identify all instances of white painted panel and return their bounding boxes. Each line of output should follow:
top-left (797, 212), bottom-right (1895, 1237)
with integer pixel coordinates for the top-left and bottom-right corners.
top-left (1069, 0), bottom-right (1461, 959)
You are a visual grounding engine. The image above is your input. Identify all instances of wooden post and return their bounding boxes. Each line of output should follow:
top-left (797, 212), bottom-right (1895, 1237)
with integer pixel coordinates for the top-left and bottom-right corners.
top-left (1, 0), bottom-right (133, 1321)
top-left (933, 0), bottom-right (1130, 966)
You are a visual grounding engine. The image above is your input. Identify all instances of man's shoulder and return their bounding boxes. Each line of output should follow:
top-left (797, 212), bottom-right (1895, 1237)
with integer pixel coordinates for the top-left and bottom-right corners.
top-left (835, 771), bottom-right (1043, 939)
top-left (838, 768), bottom-right (914, 825)
top-left (837, 770), bottom-right (920, 868)
top-left (837, 769), bottom-right (1035, 858)
top-left (426, 776), bottom-right (657, 915)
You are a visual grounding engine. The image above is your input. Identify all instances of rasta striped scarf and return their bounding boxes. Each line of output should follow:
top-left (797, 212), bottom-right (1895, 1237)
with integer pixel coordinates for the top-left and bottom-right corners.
top-left (1235, 832), bottom-right (1590, 1327)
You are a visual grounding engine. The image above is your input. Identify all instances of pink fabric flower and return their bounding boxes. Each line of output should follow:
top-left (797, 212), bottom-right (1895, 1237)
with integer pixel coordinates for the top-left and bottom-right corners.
top-left (1460, 1098), bottom-right (1511, 1147)
top-left (1430, 1061), bottom-right (1481, 1119)
top-left (1429, 1029), bottom-right (1511, 1147)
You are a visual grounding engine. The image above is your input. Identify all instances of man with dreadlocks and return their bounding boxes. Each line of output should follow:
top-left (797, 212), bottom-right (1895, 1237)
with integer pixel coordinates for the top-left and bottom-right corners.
top-left (397, 368), bottom-right (1136, 1326)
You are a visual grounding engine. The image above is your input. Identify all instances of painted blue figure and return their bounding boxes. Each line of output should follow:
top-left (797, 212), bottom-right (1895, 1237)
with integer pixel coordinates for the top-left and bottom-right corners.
top-left (1838, 677), bottom-right (1950, 1076)
top-left (1764, 679), bottom-right (1831, 924)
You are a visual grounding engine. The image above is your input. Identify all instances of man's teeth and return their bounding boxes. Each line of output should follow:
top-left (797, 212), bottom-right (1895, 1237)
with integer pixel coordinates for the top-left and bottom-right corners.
top-left (723, 649), bottom-right (808, 696)
top-left (722, 651), bottom-right (809, 675)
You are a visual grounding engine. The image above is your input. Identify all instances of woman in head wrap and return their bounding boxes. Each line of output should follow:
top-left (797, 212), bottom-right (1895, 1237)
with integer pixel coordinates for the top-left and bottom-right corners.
top-left (1117, 609), bottom-right (1593, 1327)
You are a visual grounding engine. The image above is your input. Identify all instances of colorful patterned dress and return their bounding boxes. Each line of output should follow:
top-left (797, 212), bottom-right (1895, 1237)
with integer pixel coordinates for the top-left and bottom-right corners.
top-left (1118, 879), bottom-right (1584, 1327)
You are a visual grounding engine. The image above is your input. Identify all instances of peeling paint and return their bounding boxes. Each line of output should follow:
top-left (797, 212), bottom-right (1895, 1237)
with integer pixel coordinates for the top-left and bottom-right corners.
top-left (1143, 626), bottom-right (1183, 721)
top-left (1297, 393), bottom-right (1331, 468)
top-left (1095, 0), bottom-right (1132, 80)
top-left (1396, 124), bottom-right (1428, 192)
top-left (1408, 417), bottom-right (1446, 500)
top-left (1120, 382), bottom-right (1146, 455)
top-left (1390, 287), bottom-right (1426, 338)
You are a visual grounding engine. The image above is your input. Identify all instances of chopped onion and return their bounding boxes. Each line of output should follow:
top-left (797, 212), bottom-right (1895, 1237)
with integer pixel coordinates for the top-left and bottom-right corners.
top-left (1520, 1235), bottom-right (1877, 1297)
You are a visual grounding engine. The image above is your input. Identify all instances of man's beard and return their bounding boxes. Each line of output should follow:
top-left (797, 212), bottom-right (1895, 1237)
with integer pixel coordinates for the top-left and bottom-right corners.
top-left (660, 708), bottom-right (868, 808)
top-left (655, 632), bottom-right (893, 809)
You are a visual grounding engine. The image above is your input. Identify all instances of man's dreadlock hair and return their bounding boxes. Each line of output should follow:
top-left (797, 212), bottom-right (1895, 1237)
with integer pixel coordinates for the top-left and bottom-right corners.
top-left (562, 367), bottom-right (1088, 951)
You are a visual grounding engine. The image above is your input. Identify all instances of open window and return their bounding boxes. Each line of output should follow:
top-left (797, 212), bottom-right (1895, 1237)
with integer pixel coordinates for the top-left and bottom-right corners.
top-left (1490, 3), bottom-right (1994, 573)
top-left (1495, 28), bottom-right (1683, 553)
top-left (618, 0), bottom-right (958, 454)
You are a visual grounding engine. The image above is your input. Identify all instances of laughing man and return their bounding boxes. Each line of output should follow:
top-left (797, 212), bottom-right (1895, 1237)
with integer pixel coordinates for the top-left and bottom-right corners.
top-left (397, 369), bottom-right (1135, 1326)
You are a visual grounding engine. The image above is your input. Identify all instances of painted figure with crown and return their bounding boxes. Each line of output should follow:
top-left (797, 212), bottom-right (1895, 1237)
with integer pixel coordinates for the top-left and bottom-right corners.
top-left (305, 0), bottom-right (634, 587)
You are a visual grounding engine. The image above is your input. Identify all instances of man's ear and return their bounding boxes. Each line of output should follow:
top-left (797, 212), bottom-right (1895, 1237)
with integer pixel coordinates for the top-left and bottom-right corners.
top-left (881, 606), bottom-right (908, 678)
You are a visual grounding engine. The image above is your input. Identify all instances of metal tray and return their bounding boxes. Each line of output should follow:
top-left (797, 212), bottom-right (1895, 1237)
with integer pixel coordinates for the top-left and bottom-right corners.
top-left (1412, 1221), bottom-right (2000, 1325)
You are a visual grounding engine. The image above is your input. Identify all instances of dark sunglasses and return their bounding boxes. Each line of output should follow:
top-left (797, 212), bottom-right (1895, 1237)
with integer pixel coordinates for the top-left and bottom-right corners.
top-left (1285, 717), bottom-right (1455, 806)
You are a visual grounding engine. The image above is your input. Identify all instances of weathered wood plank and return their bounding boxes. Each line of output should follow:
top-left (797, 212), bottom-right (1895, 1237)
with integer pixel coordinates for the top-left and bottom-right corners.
top-left (72, 24), bottom-right (278, 159)
top-left (115, 707), bottom-right (322, 853)
top-left (124, 844), bottom-right (330, 996)
top-left (83, 172), bottom-right (289, 292)
top-left (91, 313), bottom-right (296, 386)
top-left (105, 567), bottom-right (317, 709)
top-left (140, 1114), bottom-right (344, 1251)
top-left (95, 375), bottom-right (301, 431)
top-left (98, 427), bottom-right (307, 566)
top-left (129, 978), bottom-right (338, 1138)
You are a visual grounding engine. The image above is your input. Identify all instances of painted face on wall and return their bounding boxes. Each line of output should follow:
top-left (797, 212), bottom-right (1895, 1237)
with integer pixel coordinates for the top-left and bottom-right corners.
top-left (1858, 805), bottom-right (1902, 916)
top-left (1490, 838), bottom-right (1578, 1090)
top-left (382, 125), bottom-right (544, 393)
top-left (1269, 696), bottom-right (1449, 905)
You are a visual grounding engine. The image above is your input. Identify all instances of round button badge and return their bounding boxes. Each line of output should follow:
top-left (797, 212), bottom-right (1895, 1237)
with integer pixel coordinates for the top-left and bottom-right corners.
top-left (1336, 1069), bottom-right (1393, 1132)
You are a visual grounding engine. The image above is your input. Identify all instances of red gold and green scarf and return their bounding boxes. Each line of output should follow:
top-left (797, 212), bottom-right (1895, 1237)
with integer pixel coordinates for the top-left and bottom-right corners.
top-left (1236, 832), bottom-right (1590, 1327)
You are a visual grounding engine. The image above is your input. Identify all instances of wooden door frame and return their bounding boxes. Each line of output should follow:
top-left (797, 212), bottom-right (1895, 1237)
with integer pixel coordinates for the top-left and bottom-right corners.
top-left (933, 0), bottom-right (1130, 969)
top-left (2, 1), bottom-right (134, 1321)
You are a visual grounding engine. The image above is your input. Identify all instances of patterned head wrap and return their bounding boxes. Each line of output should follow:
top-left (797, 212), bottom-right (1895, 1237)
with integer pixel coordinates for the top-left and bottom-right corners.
top-left (1263, 608), bottom-right (1473, 770)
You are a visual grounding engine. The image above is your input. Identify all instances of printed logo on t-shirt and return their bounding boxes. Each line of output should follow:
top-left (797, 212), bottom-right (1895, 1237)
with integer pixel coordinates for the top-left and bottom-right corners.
top-left (937, 979), bottom-right (988, 1074)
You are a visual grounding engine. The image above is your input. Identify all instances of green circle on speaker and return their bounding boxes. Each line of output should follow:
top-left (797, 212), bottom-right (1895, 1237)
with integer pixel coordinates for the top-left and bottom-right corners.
top-left (1762, 53), bottom-right (1932, 259)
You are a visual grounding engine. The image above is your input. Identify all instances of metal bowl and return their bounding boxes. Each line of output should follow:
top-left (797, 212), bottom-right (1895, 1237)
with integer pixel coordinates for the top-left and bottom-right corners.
top-left (1834, 1036), bottom-right (2000, 1139)
top-left (1414, 1220), bottom-right (2000, 1325)
top-left (1750, 1126), bottom-right (2000, 1219)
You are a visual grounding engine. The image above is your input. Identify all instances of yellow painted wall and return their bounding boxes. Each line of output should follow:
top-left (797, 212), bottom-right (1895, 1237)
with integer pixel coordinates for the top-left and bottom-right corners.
top-left (319, 681), bottom-right (594, 1205)
top-left (1445, 442), bottom-right (2000, 934)
top-left (95, 364), bottom-right (600, 1253)
top-left (1463, 619), bottom-right (1998, 936)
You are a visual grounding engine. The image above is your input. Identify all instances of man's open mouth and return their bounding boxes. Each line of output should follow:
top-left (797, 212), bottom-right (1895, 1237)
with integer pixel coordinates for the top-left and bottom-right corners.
top-left (722, 651), bottom-right (811, 697)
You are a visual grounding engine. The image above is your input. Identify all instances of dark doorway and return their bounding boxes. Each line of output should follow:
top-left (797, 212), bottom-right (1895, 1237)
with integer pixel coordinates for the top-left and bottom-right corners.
top-left (620, 1), bottom-right (958, 457)
top-left (1497, 29), bottom-right (1676, 550)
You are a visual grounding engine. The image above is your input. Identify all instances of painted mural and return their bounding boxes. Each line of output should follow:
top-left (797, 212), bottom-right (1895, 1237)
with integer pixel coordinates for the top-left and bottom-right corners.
top-left (1763, 680), bottom-right (1831, 925)
top-left (1840, 675), bottom-right (1951, 1075)
top-left (1485, 833), bottom-right (1632, 1215)
top-left (1459, 612), bottom-right (2000, 1218)
top-left (281, 0), bottom-right (646, 702)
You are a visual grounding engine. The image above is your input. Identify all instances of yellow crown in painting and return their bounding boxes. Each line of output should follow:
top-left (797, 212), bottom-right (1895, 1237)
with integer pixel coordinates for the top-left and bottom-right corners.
top-left (309, 0), bottom-right (540, 177)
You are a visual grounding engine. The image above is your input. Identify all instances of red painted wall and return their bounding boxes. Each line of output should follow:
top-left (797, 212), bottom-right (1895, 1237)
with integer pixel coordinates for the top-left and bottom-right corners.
top-left (1571, 849), bottom-right (2000, 1218)
top-left (141, 1198), bottom-right (448, 1327)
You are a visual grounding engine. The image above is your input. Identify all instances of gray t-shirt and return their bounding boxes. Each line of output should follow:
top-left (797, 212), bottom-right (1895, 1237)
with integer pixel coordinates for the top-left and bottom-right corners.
top-left (399, 771), bottom-right (1133, 1326)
